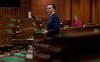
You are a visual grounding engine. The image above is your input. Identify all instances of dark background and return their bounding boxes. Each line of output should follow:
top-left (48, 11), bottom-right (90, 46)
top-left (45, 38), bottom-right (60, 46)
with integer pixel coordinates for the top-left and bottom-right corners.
top-left (0, 0), bottom-right (20, 7)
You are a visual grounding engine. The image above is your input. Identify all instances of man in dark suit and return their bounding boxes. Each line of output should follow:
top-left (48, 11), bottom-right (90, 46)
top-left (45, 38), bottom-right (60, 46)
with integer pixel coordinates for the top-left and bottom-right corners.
top-left (43, 4), bottom-right (60, 38)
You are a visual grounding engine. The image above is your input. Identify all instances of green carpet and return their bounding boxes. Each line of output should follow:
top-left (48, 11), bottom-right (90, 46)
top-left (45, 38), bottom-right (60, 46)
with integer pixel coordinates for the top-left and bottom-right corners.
top-left (14, 53), bottom-right (25, 57)
top-left (1, 56), bottom-right (25, 62)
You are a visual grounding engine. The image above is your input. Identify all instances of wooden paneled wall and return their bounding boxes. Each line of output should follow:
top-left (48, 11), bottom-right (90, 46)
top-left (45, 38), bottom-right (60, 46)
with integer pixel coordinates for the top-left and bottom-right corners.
top-left (0, 0), bottom-right (100, 25)
top-left (92, 0), bottom-right (100, 25)
top-left (66, 0), bottom-right (90, 24)
top-left (31, 0), bottom-right (100, 25)
top-left (31, 0), bottom-right (66, 21)
top-left (0, 0), bottom-right (31, 19)
top-left (66, 0), bottom-right (100, 25)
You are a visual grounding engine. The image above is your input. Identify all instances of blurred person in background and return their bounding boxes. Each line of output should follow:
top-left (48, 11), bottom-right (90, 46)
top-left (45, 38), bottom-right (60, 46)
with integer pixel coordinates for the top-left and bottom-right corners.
top-left (72, 16), bottom-right (82, 27)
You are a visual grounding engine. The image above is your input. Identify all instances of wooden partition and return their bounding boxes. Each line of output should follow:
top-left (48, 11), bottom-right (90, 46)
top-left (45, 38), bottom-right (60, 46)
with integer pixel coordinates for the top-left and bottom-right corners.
top-left (0, 31), bottom-right (12, 46)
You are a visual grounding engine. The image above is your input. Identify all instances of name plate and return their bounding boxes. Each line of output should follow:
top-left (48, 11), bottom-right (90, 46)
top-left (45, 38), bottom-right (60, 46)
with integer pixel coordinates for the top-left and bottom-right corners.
top-left (26, 53), bottom-right (33, 59)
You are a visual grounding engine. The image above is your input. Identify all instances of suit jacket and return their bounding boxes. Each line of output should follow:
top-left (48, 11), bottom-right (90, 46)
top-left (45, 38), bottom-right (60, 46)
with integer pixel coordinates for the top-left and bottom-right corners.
top-left (47, 13), bottom-right (60, 37)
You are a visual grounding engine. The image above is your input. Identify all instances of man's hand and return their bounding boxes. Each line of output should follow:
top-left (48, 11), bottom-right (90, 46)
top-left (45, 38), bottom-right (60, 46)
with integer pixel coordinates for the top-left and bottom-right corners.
top-left (42, 29), bottom-right (48, 34)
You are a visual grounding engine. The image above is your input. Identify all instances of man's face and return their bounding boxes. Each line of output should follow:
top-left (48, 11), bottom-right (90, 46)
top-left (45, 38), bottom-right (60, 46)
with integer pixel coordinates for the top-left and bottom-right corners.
top-left (47, 5), bottom-right (54, 15)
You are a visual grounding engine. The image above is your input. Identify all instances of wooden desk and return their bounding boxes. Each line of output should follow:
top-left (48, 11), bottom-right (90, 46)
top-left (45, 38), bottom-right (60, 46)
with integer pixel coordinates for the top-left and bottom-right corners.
top-left (34, 31), bottom-right (100, 62)
top-left (60, 25), bottom-right (100, 33)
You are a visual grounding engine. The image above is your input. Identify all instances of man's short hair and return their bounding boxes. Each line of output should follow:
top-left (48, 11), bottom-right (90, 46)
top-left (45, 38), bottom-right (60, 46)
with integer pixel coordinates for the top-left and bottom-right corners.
top-left (48, 4), bottom-right (56, 10)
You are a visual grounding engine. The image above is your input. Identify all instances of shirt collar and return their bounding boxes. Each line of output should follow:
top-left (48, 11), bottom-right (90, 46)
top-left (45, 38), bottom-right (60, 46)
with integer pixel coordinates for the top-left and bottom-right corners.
top-left (50, 12), bottom-right (55, 17)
